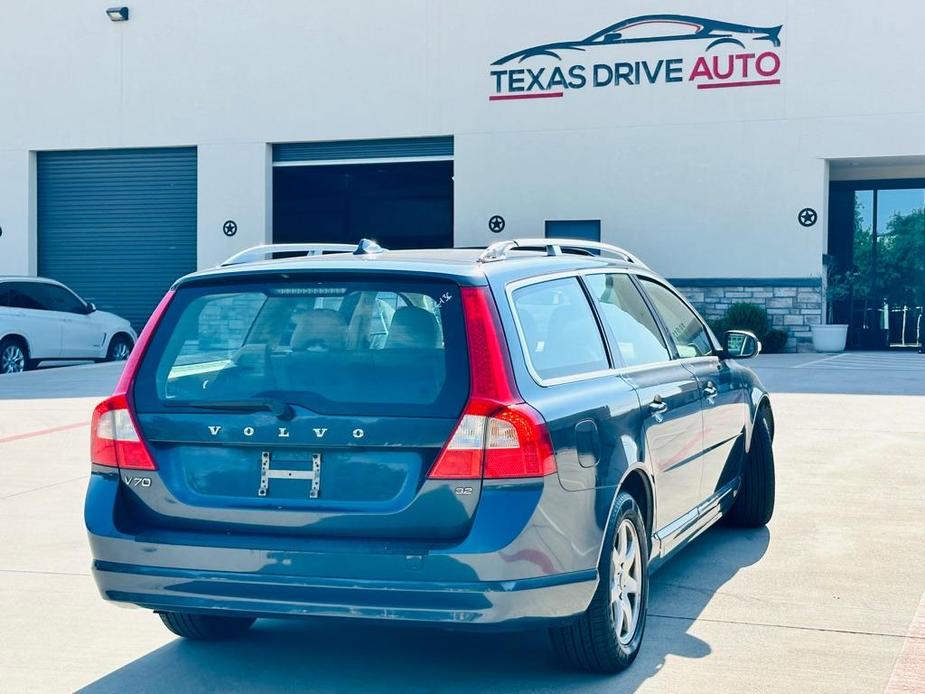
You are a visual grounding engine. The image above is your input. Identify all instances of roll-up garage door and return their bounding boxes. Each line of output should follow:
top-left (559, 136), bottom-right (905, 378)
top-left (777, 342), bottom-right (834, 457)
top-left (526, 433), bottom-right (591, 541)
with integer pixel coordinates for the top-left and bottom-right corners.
top-left (37, 147), bottom-right (197, 330)
top-left (273, 136), bottom-right (453, 163)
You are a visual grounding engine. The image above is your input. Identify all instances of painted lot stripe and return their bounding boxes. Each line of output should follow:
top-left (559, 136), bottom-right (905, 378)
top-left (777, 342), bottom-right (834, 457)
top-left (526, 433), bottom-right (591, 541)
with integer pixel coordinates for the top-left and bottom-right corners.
top-left (0, 421), bottom-right (88, 445)
top-left (886, 591), bottom-right (925, 693)
top-left (792, 353), bottom-right (925, 371)
top-left (793, 353), bottom-right (847, 368)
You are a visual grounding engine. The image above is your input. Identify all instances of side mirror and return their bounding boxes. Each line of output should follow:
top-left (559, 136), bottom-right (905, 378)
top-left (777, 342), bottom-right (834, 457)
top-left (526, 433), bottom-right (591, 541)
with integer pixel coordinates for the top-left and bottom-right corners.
top-left (85, 302), bottom-right (96, 314)
top-left (603, 32), bottom-right (622, 44)
top-left (723, 330), bottom-right (761, 359)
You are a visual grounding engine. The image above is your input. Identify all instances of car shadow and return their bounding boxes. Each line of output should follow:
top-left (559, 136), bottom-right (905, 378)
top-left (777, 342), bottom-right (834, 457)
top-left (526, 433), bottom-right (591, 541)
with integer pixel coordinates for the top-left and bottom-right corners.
top-left (78, 526), bottom-right (770, 693)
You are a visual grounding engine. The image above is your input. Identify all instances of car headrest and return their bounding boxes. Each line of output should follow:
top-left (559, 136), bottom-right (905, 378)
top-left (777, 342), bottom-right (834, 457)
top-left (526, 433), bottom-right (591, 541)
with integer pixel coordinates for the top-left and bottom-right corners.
top-left (290, 309), bottom-right (347, 352)
top-left (385, 306), bottom-right (440, 349)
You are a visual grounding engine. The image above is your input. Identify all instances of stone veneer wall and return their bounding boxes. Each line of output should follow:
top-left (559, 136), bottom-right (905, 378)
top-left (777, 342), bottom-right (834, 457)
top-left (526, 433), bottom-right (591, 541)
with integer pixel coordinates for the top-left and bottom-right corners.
top-left (672, 280), bottom-right (825, 353)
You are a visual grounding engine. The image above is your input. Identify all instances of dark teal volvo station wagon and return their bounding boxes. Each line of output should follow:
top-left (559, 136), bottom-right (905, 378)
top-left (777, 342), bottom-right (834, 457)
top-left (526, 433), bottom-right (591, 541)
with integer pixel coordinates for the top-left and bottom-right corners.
top-left (85, 238), bottom-right (775, 672)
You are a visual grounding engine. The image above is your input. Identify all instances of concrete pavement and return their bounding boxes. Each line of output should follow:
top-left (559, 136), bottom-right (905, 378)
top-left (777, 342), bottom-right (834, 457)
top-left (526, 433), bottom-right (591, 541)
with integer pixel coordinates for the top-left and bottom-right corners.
top-left (0, 354), bottom-right (923, 692)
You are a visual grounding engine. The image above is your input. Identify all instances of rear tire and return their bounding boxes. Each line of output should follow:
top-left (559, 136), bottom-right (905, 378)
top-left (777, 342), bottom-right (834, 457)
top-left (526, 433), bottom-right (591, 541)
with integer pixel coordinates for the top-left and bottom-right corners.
top-left (158, 611), bottom-right (255, 640)
top-left (549, 491), bottom-right (649, 673)
top-left (0, 337), bottom-right (31, 374)
top-left (726, 409), bottom-right (775, 527)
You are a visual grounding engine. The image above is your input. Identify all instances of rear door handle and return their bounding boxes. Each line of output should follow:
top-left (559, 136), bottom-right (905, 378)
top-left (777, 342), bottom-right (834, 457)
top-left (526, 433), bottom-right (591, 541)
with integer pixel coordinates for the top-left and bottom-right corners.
top-left (649, 398), bottom-right (668, 421)
top-left (703, 382), bottom-right (718, 401)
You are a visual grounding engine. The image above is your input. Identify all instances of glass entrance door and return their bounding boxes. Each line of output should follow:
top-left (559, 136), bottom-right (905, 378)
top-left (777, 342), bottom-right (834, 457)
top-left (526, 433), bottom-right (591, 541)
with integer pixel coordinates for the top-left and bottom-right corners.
top-left (828, 180), bottom-right (925, 350)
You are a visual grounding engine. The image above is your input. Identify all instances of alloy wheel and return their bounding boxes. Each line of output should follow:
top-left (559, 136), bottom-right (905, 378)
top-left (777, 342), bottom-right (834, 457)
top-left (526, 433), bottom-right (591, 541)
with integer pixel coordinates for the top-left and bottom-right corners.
top-left (113, 341), bottom-right (131, 360)
top-left (611, 518), bottom-right (643, 645)
top-left (1, 345), bottom-right (26, 374)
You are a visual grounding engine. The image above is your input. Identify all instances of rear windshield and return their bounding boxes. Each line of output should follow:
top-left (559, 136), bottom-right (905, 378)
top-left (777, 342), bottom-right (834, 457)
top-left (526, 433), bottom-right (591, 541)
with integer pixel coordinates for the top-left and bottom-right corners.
top-left (133, 277), bottom-right (469, 417)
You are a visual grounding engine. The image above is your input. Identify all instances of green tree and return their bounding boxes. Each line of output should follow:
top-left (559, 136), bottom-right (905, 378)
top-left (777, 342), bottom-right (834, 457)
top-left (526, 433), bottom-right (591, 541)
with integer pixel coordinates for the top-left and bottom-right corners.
top-left (852, 199), bottom-right (924, 306)
top-left (852, 198), bottom-right (872, 299)
top-left (878, 209), bottom-right (925, 307)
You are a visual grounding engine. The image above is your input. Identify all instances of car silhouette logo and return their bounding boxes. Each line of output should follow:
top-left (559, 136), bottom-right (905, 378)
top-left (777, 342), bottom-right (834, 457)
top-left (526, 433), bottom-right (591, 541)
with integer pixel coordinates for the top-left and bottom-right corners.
top-left (493, 14), bottom-right (782, 65)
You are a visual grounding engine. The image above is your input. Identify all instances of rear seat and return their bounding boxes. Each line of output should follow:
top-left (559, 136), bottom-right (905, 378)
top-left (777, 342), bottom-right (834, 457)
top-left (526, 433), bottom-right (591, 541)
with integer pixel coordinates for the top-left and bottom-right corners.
top-left (277, 306), bottom-right (447, 406)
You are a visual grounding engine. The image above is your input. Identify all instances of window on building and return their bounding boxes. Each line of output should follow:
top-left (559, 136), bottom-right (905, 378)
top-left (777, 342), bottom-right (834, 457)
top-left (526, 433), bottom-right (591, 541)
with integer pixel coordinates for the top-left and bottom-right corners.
top-left (545, 220), bottom-right (601, 243)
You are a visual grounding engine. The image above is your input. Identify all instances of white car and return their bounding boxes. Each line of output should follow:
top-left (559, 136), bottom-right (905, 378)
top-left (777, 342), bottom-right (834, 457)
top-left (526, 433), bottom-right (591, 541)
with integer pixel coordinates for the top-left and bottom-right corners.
top-left (0, 277), bottom-right (137, 374)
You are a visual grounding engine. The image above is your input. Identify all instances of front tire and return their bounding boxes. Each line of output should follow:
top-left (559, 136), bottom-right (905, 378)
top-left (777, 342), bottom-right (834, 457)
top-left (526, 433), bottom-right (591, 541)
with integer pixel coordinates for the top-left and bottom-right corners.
top-left (726, 409), bottom-right (775, 527)
top-left (158, 611), bottom-right (255, 640)
top-left (550, 491), bottom-right (649, 673)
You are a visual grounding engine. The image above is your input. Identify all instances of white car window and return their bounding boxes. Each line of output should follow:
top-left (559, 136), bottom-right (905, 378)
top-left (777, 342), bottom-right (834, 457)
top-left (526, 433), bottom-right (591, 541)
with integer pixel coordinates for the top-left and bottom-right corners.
top-left (35, 284), bottom-right (86, 314)
top-left (8, 282), bottom-right (48, 311)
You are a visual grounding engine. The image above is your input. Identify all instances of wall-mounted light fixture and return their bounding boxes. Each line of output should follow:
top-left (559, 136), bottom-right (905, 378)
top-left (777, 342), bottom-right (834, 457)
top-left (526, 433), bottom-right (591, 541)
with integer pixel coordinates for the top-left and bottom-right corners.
top-left (106, 7), bottom-right (129, 21)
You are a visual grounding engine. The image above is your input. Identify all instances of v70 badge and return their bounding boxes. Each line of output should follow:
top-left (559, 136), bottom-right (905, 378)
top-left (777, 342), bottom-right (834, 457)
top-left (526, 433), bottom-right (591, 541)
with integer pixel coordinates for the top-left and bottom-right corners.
top-left (258, 451), bottom-right (321, 499)
top-left (122, 475), bottom-right (151, 488)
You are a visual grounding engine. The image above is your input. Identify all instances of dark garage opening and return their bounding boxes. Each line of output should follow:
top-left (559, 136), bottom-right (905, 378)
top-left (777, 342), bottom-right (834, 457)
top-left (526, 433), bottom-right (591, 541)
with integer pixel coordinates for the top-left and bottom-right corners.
top-left (273, 161), bottom-right (453, 249)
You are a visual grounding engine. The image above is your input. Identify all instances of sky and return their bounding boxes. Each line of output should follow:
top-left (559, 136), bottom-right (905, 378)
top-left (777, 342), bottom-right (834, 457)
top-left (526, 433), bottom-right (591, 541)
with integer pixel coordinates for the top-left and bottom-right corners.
top-left (856, 188), bottom-right (925, 235)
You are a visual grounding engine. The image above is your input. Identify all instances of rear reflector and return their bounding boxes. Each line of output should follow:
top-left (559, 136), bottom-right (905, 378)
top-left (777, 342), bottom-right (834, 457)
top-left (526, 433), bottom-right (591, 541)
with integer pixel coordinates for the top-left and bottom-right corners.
top-left (90, 289), bottom-right (174, 471)
top-left (484, 403), bottom-right (556, 478)
top-left (90, 394), bottom-right (156, 470)
top-left (428, 287), bottom-right (556, 480)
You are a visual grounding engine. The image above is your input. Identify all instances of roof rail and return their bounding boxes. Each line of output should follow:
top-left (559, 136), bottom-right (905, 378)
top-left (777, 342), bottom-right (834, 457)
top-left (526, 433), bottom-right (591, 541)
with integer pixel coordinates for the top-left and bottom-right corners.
top-left (478, 238), bottom-right (649, 268)
top-left (219, 239), bottom-right (385, 267)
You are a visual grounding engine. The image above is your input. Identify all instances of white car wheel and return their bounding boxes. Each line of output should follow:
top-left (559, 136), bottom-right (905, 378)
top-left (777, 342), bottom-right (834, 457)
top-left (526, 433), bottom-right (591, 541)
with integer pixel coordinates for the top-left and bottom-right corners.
top-left (1, 341), bottom-right (27, 374)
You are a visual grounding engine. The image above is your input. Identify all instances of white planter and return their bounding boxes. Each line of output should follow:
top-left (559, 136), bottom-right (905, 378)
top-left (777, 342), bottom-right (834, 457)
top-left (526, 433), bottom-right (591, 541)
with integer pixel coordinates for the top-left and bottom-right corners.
top-left (811, 324), bottom-right (848, 352)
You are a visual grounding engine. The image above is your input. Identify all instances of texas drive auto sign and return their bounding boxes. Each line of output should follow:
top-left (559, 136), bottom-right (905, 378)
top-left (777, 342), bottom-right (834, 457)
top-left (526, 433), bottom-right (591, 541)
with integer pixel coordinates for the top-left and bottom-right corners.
top-left (489, 14), bottom-right (783, 101)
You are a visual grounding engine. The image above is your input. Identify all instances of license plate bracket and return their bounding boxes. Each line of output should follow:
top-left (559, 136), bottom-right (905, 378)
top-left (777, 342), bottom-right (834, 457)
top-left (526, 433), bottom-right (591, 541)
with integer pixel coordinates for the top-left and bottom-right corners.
top-left (258, 451), bottom-right (321, 498)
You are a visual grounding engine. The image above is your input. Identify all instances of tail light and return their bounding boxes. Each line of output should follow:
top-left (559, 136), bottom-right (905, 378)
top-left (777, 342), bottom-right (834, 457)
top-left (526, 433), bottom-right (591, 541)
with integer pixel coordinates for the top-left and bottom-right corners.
top-left (428, 287), bottom-right (556, 480)
top-left (91, 394), bottom-right (156, 470)
top-left (89, 290), bottom-right (174, 471)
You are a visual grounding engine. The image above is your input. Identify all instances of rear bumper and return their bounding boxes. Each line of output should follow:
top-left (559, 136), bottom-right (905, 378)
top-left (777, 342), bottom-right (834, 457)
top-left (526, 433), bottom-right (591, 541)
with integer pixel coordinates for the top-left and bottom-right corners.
top-left (91, 559), bottom-right (596, 627)
top-left (86, 471), bottom-right (605, 627)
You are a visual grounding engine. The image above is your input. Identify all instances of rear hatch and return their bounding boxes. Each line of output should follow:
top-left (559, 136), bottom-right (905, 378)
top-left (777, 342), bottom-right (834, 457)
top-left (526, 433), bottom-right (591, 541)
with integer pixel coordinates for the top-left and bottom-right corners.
top-left (128, 274), bottom-right (476, 540)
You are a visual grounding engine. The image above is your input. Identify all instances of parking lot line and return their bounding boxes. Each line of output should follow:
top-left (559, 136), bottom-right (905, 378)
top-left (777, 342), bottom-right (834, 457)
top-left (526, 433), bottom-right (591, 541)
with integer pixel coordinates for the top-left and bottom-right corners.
top-left (0, 421), bottom-right (88, 445)
top-left (792, 353), bottom-right (847, 368)
top-left (885, 591), bottom-right (925, 694)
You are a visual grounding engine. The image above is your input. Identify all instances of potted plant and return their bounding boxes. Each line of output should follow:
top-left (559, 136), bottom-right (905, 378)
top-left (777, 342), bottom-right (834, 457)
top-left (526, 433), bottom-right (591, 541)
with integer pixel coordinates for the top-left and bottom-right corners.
top-left (811, 268), bottom-right (854, 352)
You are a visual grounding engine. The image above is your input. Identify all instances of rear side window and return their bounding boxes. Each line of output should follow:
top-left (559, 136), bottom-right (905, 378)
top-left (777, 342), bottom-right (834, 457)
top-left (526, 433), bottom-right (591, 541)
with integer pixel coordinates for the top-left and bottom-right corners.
top-left (133, 278), bottom-right (468, 417)
top-left (8, 282), bottom-right (47, 310)
top-left (639, 279), bottom-right (714, 358)
top-left (512, 277), bottom-right (609, 381)
top-left (585, 273), bottom-right (670, 367)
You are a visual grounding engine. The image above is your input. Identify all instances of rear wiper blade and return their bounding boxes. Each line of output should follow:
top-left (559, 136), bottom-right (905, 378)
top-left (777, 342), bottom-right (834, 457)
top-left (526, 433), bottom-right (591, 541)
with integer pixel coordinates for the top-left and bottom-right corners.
top-left (165, 399), bottom-right (295, 421)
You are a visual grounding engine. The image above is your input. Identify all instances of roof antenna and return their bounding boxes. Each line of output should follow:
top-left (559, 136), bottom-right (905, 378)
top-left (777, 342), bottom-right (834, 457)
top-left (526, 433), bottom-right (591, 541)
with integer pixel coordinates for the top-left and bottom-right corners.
top-left (354, 238), bottom-right (383, 255)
